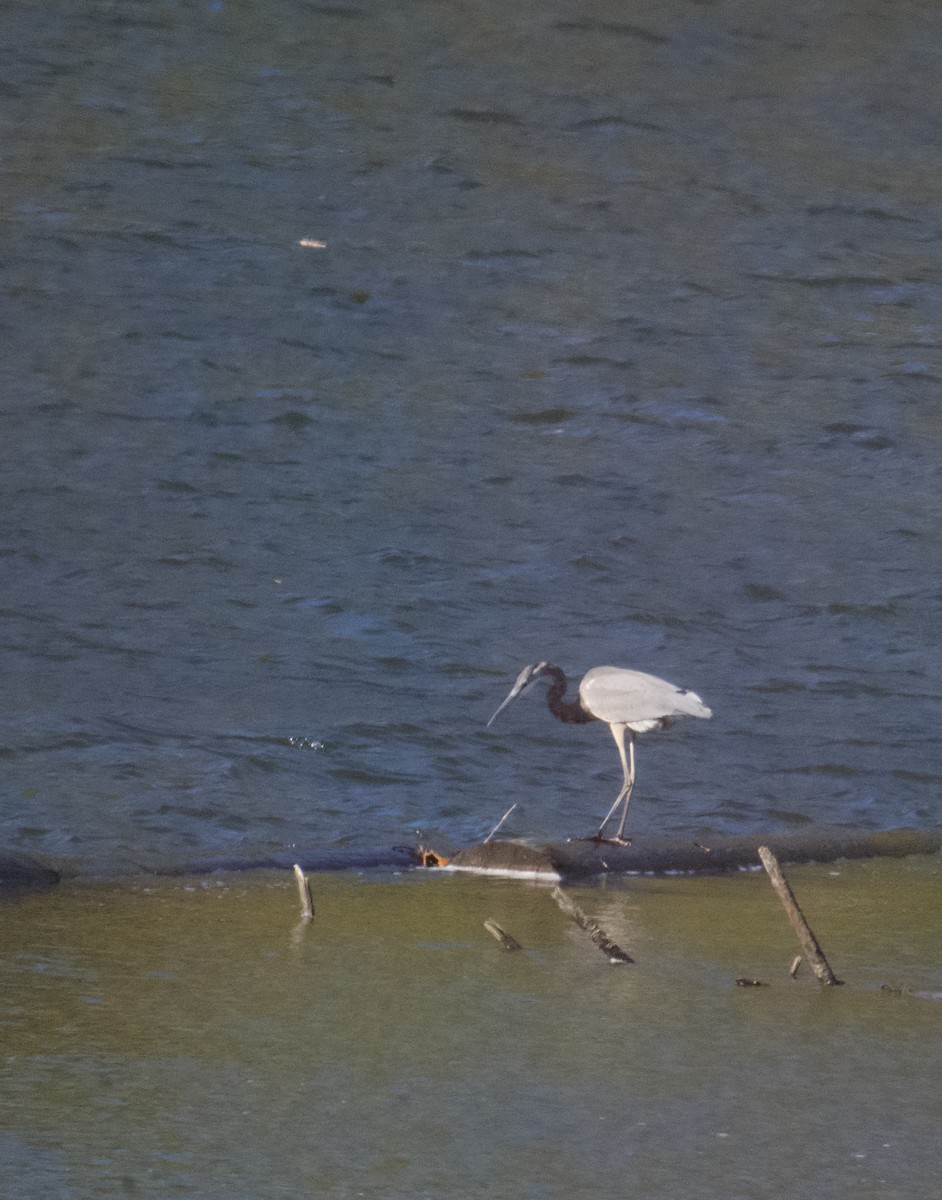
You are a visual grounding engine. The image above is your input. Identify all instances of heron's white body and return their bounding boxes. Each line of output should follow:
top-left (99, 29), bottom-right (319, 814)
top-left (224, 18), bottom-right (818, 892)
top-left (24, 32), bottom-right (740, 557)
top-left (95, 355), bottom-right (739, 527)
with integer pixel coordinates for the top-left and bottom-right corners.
top-left (578, 665), bottom-right (712, 731)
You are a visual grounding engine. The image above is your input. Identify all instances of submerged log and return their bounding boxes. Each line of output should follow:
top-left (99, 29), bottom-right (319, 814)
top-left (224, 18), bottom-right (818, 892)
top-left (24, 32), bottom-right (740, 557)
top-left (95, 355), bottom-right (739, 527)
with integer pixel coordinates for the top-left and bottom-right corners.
top-left (446, 828), bottom-right (942, 880)
top-left (4, 827), bottom-right (937, 891)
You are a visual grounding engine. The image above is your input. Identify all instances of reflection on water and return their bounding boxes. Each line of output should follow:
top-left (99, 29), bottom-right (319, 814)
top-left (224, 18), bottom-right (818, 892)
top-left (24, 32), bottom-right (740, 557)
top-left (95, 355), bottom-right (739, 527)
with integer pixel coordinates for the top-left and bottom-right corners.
top-left (2, 2), bottom-right (941, 864)
top-left (0, 862), bottom-right (939, 1198)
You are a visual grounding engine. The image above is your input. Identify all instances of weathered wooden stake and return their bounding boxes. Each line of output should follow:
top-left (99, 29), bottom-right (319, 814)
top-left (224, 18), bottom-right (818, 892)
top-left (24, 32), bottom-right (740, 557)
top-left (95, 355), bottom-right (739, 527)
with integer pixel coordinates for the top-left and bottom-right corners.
top-left (551, 886), bottom-right (634, 964)
top-left (758, 846), bottom-right (843, 986)
top-left (484, 919), bottom-right (523, 951)
top-left (293, 863), bottom-right (315, 922)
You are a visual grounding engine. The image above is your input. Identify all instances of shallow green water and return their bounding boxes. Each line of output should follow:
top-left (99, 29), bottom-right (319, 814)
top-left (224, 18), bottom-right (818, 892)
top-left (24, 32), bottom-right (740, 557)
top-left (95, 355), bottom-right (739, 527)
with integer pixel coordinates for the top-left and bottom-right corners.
top-left (1, 857), bottom-right (939, 1198)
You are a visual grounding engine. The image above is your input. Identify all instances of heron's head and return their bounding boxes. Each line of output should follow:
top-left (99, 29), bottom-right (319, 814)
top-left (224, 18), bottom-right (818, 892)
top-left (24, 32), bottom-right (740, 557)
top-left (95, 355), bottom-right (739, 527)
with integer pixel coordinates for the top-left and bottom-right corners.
top-left (486, 662), bottom-right (552, 726)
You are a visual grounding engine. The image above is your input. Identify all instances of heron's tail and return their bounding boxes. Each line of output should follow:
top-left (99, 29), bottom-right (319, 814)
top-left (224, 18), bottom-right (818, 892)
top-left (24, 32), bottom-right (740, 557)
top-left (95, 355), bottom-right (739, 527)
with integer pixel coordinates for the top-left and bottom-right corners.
top-left (676, 689), bottom-right (711, 719)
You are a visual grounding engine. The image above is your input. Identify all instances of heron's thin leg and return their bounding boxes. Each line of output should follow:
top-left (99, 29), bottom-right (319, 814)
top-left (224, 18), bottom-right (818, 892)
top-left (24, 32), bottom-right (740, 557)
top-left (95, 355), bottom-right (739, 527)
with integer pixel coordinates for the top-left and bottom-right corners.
top-left (614, 733), bottom-right (636, 841)
top-left (597, 724), bottom-right (634, 839)
top-left (597, 788), bottom-right (625, 834)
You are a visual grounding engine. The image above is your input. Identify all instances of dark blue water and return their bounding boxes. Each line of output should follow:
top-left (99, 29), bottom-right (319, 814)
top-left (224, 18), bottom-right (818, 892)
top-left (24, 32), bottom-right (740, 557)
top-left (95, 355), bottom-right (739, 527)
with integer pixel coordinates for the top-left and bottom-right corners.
top-left (3, 0), bottom-right (941, 865)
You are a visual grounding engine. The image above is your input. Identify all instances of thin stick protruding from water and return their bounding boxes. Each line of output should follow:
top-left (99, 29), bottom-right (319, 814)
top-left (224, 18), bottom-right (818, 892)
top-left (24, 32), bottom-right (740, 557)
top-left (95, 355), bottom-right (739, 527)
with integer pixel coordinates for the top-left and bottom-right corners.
top-left (484, 919), bottom-right (523, 951)
top-left (483, 802), bottom-right (517, 843)
top-left (551, 886), bottom-right (634, 964)
top-left (293, 863), bottom-right (315, 922)
top-left (758, 846), bottom-right (843, 986)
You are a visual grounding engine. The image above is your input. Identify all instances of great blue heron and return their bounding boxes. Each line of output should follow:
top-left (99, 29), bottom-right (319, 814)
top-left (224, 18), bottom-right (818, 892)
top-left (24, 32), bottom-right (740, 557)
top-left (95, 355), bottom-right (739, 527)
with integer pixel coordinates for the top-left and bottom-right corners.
top-left (487, 662), bottom-right (712, 842)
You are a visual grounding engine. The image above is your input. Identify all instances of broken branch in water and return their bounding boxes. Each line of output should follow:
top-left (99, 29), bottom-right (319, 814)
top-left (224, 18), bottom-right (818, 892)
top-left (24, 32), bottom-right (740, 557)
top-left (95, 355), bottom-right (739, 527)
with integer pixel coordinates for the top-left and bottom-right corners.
top-left (550, 886), bottom-right (634, 964)
top-left (484, 919), bottom-right (523, 951)
top-left (757, 846), bottom-right (843, 986)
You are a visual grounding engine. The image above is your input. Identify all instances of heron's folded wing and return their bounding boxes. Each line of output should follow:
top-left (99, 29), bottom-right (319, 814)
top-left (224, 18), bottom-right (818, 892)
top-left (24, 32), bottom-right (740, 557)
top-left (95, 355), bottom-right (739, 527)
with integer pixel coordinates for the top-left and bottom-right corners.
top-left (579, 666), bottom-right (711, 725)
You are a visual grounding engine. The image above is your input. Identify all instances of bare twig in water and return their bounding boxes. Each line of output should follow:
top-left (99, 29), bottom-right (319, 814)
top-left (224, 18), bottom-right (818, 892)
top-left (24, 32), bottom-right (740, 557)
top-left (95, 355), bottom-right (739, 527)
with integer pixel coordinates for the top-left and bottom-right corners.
top-left (293, 863), bottom-right (315, 922)
top-left (551, 886), bottom-right (634, 964)
top-left (789, 955), bottom-right (803, 979)
top-left (758, 846), bottom-right (843, 986)
top-left (483, 803), bottom-right (517, 843)
top-left (484, 919), bottom-right (523, 951)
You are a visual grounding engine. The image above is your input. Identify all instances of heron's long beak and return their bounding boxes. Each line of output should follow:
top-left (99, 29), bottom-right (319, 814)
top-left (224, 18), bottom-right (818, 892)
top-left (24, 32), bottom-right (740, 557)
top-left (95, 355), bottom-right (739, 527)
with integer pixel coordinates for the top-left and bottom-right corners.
top-left (487, 680), bottom-right (527, 727)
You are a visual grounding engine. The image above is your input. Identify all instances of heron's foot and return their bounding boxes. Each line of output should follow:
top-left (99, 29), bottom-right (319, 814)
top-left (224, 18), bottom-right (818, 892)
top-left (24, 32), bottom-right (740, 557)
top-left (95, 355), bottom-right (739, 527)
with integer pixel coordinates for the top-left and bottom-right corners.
top-left (588, 833), bottom-right (632, 847)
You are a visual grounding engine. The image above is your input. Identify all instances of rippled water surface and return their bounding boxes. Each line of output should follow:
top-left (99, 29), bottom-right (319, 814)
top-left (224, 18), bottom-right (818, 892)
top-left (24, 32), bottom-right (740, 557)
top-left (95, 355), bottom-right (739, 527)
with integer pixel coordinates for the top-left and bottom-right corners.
top-left (3, 2), bottom-right (941, 858)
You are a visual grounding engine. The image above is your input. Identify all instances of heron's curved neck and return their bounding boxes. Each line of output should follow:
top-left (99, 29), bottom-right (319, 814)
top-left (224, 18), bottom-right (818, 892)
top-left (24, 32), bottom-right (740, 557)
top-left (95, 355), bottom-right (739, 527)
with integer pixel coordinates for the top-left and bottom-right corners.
top-left (543, 665), bottom-right (595, 725)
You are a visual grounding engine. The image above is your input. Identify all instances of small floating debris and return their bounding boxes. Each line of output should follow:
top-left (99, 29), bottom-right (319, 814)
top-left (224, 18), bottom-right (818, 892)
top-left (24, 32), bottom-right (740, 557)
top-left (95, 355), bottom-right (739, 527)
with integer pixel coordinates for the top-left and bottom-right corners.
top-left (880, 985), bottom-right (942, 1002)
